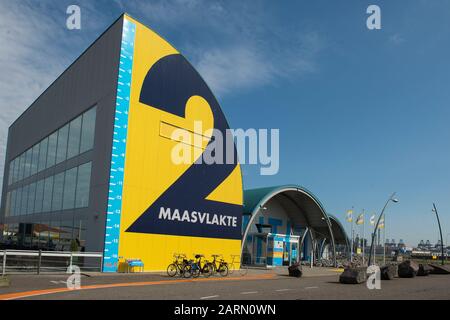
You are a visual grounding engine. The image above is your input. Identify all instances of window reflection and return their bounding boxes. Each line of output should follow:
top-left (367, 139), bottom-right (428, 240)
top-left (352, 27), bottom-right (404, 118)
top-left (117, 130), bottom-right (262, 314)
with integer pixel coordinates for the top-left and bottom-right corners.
top-left (75, 162), bottom-right (91, 208)
top-left (56, 124), bottom-right (69, 164)
top-left (67, 116), bottom-right (82, 159)
top-left (38, 138), bottom-right (48, 172)
top-left (42, 176), bottom-right (54, 213)
top-left (51, 172), bottom-right (65, 212)
top-left (46, 132), bottom-right (58, 169)
top-left (80, 107), bottom-right (96, 153)
top-left (63, 167), bottom-right (77, 210)
top-left (7, 106), bottom-right (96, 186)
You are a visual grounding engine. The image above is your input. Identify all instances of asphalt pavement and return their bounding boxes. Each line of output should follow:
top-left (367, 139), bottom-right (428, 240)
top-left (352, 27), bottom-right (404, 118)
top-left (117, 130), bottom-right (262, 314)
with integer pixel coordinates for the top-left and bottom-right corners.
top-left (1, 267), bottom-right (449, 300)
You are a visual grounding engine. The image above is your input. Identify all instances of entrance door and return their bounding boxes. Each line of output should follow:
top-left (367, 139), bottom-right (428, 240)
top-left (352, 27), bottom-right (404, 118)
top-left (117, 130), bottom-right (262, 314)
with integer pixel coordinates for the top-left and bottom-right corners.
top-left (290, 242), bottom-right (299, 265)
top-left (251, 234), bottom-right (267, 266)
top-left (282, 242), bottom-right (290, 266)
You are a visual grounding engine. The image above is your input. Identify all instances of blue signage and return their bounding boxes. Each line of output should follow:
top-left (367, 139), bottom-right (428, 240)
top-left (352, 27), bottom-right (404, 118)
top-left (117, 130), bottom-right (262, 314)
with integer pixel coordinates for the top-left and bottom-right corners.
top-left (102, 18), bottom-right (136, 272)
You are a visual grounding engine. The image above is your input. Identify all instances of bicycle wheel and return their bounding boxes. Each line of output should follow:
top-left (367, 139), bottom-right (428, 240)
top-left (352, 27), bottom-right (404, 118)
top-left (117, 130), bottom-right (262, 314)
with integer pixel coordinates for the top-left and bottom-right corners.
top-left (192, 264), bottom-right (201, 278)
top-left (239, 266), bottom-right (248, 276)
top-left (183, 264), bottom-right (193, 278)
top-left (228, 262), bottom-right (236, 275)
top-left (219, 263), bottom-right (229, 277)
top-left (202, 264), bottom-right (213, 278)
top-left (167, 263), bottom-right (178, 277)
top-left (208, 263), bottom-right (217, 276)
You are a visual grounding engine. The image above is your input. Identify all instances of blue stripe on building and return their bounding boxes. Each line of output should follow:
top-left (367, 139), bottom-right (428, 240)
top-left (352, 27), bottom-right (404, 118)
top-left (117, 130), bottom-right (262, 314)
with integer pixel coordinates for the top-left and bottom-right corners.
top-left (102, 18), bottom-right (136, 272)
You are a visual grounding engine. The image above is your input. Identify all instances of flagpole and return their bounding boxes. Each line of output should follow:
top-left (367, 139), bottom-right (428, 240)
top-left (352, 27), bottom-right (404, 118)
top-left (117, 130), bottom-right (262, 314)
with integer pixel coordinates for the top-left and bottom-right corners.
top-left (362, 209), bottom-right (365, 266)
top-left (373, 218), bottom-right (376, 265)
top-left (383, 215), bottom-right (386, 265)
top-left (350, 207), bottom-right (354, 263)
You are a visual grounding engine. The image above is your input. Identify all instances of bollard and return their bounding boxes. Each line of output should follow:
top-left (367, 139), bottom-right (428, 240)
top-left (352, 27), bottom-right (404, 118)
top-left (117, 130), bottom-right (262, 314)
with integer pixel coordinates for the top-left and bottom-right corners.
top-left (0, 275), bottom-right (10, 287)
top-left (2, 250), bottom-right (6, 276)
top-left (37, 250), bottom-right (42, 275)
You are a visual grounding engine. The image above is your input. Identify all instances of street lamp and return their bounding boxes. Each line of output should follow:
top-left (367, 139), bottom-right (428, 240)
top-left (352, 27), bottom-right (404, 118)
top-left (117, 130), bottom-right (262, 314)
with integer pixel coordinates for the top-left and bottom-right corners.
top-left (368, 192), bottom-right (399, 266)
top-left (432, 203), bottom-right (445, 266)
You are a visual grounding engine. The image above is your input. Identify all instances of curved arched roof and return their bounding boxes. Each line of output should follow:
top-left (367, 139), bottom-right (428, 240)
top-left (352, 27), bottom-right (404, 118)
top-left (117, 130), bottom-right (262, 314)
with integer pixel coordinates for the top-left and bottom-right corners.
top-left (327, 214), bottom-right (350, 246)
top-left (243, 185), bottom-right (335, 242)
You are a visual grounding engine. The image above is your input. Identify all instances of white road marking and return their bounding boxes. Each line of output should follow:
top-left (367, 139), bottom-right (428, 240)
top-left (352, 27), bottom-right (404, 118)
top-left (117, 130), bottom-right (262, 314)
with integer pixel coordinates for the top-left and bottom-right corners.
top-left (240, 291), bottom-right (258, 295)
top-left (304, 286), bottom-right (319, 289)
top-left (200, 295), bottom-right (219, 300)
top-left (275, 289), bottom-right (293, 292)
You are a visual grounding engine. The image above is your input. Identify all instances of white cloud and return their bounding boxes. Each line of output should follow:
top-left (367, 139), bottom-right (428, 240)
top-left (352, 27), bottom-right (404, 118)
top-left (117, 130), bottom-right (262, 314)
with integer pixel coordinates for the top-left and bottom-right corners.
top-left (389, 33), bottom-right (405, 45)
top-left (0, 0), bottom-right (324, 194)
top-left (0, 0), bottom-right (109, 193)
top-left (122, 0), bottom-right (324, 97)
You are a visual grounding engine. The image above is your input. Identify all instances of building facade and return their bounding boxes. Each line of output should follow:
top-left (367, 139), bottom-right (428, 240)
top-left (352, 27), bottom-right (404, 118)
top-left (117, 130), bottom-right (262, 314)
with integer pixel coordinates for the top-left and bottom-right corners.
top-left (0, 14), bottom-right (243, 272)
top-left (0, 14), bottom-right (347, 272)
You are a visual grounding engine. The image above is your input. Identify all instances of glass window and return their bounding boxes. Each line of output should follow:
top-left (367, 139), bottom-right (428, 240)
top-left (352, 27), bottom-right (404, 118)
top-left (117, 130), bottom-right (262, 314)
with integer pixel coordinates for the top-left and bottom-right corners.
top-left (27, 182), bottom-right (36, 215)
top-left (14, 188), bottom-right (22, 216)
top-left (31, 144), bottom-right (39, 176)
top-left (39, 221), bottom-right (50, 249)
top-left (46, 132), bottom-right (58, 169)
top-left (10, 190), bottom-right (16, 216)
top-left (60, 219), bottom-right (74, 251)
top-left (80, 107), bottom-right (96, 153)
top-left (34, 179), bottom-right (45, 214)
top-left (5, 191), bottom-right (11, 217)
top-left (67, 116), bottom-right (82, 159)
top-left (17, 156), bottom-right (22, 182)
top-left (8, 161), bottom-right (13, 185)
top-left (42, 176), bottom-right (54, 213)
top-left (12, 158), bottom-right (17, 183)
top-left (20, 185), bottom-right (29, 216)
top-left (75, 162), bottom-right (91, 208)
top-left (51, 172), bottom-right (65, 212)
top-left (38, 138), bottom-right (48, 172)
top-left (63, 167), bottom-right (77, 210)
top-left (9, 223), bottom-right (19, 246)
top-left (24, 149), bottom-right (32, 178)
top-left (48, 220), bottom-right (60, 250)
top-left (56, 124), bottom-right (69, 164)
top-left (18, 153), bottom-right (24, 181)
top-left (73, 219), bottom-right (86, 250)
top-left (14, 158), bottom-right (19, 183)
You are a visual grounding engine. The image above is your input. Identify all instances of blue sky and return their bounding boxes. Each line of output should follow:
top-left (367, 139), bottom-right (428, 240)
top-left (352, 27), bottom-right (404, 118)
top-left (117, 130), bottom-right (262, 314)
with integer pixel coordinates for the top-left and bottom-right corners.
top-left (0, 0), bottom-right (449, 246)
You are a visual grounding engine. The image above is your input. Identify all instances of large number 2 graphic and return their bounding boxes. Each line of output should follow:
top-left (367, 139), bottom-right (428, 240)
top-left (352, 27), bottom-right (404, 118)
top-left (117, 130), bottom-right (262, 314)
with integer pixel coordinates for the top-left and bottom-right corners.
top-left (125, 54), bottom-right (242, 240)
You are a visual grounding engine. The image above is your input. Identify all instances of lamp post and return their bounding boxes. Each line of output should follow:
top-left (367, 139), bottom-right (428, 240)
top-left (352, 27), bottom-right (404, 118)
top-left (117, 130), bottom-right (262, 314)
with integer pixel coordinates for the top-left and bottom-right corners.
top-left (368, 192), bottom-right (398, 266)
top-left (432, 203), bottom-right (445, 266)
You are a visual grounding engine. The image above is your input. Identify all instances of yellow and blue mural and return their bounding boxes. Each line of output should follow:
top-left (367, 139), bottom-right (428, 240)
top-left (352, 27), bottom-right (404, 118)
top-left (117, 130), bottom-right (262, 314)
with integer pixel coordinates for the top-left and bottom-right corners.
top-left (103, 15), bottom-right (243, 272)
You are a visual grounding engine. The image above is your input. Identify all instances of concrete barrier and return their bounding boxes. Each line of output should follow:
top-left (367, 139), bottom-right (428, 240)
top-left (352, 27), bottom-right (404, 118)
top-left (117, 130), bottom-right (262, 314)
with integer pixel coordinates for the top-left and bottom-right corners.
top-left (0, 276), bottom-right (10, 288)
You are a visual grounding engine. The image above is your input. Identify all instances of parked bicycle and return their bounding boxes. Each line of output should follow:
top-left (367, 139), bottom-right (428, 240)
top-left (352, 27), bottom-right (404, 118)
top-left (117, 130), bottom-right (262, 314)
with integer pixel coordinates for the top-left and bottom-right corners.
top-left (183, 254), bottom-right (213, 278)
top-left (167, 253), bottom-right (189, 277)
top-left (208, 254), bottom-right (229, 277)
top-left (228, 254), bottom-right (248, 276)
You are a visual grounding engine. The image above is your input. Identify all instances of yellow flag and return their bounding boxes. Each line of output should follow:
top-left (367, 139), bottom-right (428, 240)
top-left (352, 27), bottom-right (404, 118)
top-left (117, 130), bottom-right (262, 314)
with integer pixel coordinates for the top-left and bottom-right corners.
top-left (355, 213), bottom-right (364, 225)
top-left (379, 217), bottom-right (385, 229)
top-left (346, 210), bottom-right (353, 222)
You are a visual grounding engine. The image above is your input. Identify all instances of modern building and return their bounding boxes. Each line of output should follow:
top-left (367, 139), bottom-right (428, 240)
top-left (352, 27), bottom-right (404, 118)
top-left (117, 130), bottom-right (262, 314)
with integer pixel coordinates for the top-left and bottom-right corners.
top-left (0, 14), bottom-right (347, 272)
top-left (242, 185), bottom-right (348, 267)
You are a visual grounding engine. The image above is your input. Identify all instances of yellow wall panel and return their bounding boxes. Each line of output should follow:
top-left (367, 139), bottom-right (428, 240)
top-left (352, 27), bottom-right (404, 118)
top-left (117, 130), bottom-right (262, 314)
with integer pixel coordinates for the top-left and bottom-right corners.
top-left (113, 15), bottom-right (243, 272)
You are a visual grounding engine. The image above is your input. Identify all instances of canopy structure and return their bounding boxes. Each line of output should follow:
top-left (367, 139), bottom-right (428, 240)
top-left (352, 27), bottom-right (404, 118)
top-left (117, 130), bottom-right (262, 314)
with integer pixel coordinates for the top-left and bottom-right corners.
top-left (242, 185), bottom-right (347, 267)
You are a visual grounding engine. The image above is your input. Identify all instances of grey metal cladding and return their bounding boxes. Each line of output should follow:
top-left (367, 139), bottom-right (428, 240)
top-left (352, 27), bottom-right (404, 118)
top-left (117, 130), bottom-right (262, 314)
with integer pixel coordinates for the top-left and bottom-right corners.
top-left (0, 15), bottom-right (125, 252)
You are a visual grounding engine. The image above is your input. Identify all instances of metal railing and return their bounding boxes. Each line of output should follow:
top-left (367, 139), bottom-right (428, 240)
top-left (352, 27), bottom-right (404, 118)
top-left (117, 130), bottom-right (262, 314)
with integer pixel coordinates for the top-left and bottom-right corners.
top-left (0, 250), bottom-right (103, 275)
